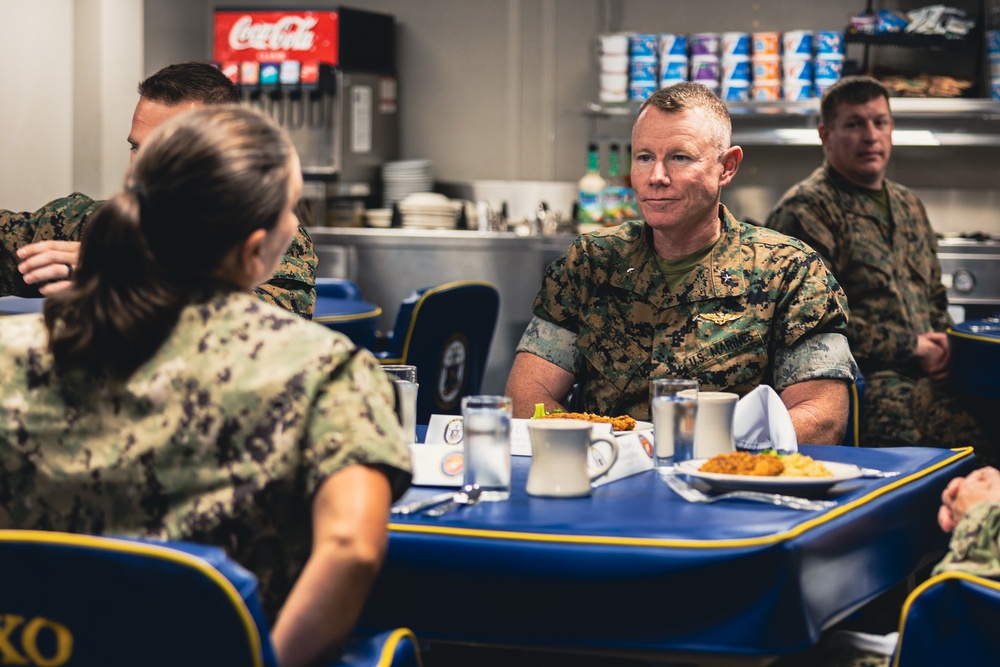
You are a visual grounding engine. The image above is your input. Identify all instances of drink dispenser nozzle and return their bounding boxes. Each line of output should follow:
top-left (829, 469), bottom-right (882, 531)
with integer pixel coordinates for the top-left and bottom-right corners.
top-left (258, 62), bottom-right (282, 125)
top-left (302, 63), bottom-right (336, 129)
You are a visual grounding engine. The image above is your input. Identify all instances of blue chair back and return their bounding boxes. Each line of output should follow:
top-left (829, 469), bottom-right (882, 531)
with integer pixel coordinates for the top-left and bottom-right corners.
top-left (316, 278), bottom-right (364, 301)
top-left (376, 281), bottom-right (500, 424)
top-left (896, 571), bottom-right (1000, 666)
top-left (0, 531), bottom-right (421, 667)
top-left (0, 531), bottom-right (273, 667)
top-left (842, 370), bottom-right (866, 447)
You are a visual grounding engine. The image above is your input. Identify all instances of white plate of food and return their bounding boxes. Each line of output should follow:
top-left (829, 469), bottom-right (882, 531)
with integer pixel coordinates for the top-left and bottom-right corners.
top-left (617, 420), bottom-right (653, 433)
top-left (674, 455), bottom-right (863, 494)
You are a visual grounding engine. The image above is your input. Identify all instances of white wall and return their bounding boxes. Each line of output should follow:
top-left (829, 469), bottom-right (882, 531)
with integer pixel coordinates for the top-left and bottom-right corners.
top-left (2, 1), bottom-right (74, 211)
top-left (0, 0), bottom-right (142, 212)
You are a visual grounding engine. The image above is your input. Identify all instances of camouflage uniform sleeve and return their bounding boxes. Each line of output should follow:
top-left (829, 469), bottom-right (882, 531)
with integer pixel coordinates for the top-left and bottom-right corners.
top-left (307, 345), bottom-right (412, 501)
top-left (925, 218), bottom-right (953, 333)
top-left (933, 501), bottom-right (1000, 578)
top-left (515, 315), bottom-right (581, 373)
top-left (0, 193), bottom-right (100, 296)
top-left (773, 332), bottom-right (858, 390)
top-left (253, 222), bottom-right (317, 319)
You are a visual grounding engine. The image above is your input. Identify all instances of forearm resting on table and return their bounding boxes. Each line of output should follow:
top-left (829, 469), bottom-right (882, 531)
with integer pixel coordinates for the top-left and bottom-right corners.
top-left (780, 378), bottom-right (849, 445)
top-left (506, 352), bottom-right (576, 418)
top-left (271, 466), bottom-right (393, 667)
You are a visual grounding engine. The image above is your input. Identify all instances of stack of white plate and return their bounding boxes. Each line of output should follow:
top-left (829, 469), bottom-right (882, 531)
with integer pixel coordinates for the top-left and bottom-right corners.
top-left (398, 192), bottom-right (460, 230)
top-left (382, 159), bottom-right (433, 208)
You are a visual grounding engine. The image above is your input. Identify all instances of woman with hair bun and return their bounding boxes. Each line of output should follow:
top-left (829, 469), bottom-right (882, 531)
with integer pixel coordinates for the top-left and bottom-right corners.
top-left (0, 105), bottom-right (411, 667)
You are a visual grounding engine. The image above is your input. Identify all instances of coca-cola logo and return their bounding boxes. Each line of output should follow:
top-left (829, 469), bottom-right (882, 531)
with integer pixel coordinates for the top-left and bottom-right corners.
top-left (228, 15), bottom-right (318, 52)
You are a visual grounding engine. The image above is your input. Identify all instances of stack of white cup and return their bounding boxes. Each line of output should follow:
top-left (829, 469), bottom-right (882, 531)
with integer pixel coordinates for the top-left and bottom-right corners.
top-left (688, 32), bottom-right (720, 95)
top-left (628, 33), bottom-right (660, 102)
top-left (720, 32), bottom-right (751, 102)
top-left (659, 33), bottom-right (688, 88)
top-left (782, 30), bottom-right (814, 100)
top-left (813, 30), bottom-right (845, 96)
top-left (598, 33), bottom-right (630, 104)
top-left (988, 30), bottom-right (1000, 100)
top-left (750, 32), bottom-right (781, 101)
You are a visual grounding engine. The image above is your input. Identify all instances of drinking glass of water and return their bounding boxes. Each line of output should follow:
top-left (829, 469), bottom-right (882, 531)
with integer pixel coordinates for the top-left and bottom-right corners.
top-left (383, 365), bottom-right (418, 444)
top-left (650, 378), bottom-right (698, 471)
top-left (461, 395), bottom-right (512, 501)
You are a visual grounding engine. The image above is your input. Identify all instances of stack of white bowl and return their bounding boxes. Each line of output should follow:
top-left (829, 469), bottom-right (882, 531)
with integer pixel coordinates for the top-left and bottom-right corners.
top-left (658, 33), bottom-right (688, 89)
top-left (628, 33), bottom-right (659, 102)
top-left (782, 30), bottom-right (814, 100)
top-left (398, 192), bottom-right (461, 230)
top-left (751, 32), bottom-right (781, 101)
top-left (813, 30), bottom-right (845, 96)
top-left (382, 159), bottom-right (433, 209)
top-left (720, 32), bottom-right (751, 102)
top-left (688, 32), bottom-right (720, 95)
top-left (598, 34), bottom-right (629, 104)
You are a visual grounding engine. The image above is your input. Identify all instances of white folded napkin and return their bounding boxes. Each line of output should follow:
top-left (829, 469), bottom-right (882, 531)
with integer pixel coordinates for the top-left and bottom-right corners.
top-left (733, 385), bottom-right (798, 453)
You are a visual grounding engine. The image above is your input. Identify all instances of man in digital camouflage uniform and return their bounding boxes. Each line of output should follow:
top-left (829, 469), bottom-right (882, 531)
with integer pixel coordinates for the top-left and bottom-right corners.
top-left (0, 61), bottom-right (317, 318)
top-left (766, 76), bottom-right (993, 460)
top-left (506, 82), bottom-right (857, 445)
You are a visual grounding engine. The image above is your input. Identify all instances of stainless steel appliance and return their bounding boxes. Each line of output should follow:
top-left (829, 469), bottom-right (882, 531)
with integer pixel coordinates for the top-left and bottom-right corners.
top-left (938, 235), bottom-right (1000, 321)
top-left (214, 7), bottom-right (399, 224)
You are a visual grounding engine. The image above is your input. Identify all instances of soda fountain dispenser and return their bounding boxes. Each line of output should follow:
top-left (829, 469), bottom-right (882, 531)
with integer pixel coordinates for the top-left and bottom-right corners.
top-left (214, 6), bottom-right (399, 226)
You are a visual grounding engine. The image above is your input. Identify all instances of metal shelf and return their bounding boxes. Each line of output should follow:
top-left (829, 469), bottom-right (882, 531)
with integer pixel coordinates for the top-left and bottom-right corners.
top-left (587, 98), bottom-right (1000, 146)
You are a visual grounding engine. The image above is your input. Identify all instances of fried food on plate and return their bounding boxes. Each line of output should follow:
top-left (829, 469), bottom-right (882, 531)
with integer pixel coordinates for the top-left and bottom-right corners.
top-left (699, 451), bottom-right (784, 476)
top-left (698, 451), bottom-right (834, 477)
top-left (778, 453), bottom-right (833, 478)
top-left (539, 411), bottom-right (636, 432)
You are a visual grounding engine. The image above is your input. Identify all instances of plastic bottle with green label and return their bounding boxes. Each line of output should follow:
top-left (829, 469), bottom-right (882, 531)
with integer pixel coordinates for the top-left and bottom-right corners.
top-left (577, 143), bottom-right (606, 226)
top-left (601, 143), bottom-right (627, 226)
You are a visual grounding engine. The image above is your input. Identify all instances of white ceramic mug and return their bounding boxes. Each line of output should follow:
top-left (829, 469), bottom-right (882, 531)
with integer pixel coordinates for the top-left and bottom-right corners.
top-left (693, 391), bottom-right (739, 459)
top-left (526, 420), bottom-right (619, 497)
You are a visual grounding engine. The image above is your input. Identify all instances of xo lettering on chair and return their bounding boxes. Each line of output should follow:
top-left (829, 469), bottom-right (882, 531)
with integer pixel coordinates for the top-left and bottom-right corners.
top-left (0, 615), bottom-right (73, 667)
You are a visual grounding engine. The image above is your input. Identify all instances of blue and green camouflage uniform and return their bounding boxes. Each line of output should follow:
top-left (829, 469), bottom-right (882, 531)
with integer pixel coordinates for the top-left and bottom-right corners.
top-left (1, 193), bottom-right (317, 317)
top-left (517, 205), bottom-right (856, 420)
top-left (0, 287), bottom-right (411, 620)
top-left (766, 164), bottom-right (993, 456)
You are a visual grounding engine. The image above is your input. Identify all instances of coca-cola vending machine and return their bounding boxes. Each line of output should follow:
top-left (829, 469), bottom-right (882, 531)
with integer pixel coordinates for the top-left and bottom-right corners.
top-left (214, 6), bottom-right (399, 225)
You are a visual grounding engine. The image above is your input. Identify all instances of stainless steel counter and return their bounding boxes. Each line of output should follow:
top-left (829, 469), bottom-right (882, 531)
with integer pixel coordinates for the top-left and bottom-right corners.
top-left (309, 227), bottom-right (576, 394)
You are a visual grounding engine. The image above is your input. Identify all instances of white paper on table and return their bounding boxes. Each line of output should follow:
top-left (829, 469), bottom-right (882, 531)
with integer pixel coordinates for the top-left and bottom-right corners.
top-left (407, 443), bottom-right (464, 487)
top-left (590, 431), bottom-right (654, 487)
top-left (424, 414), bottom-right (465, 445)
top-left (733, 385), bottom-right (798, 452)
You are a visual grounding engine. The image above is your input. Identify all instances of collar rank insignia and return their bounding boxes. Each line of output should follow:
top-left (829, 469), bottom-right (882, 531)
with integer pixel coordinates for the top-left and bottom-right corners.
top-left (719, 269), bottom-right (733, 284)
top-left (700, 312), bottom-right (743, 325)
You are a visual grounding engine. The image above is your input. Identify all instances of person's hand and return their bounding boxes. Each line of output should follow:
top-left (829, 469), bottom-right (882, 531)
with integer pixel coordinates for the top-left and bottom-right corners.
top-left (16, 240), bottom-right (81, 295)
top-left (915, 331), bottom-right (950, 381)
top-left (939, 467), bottom-right (1000, 532)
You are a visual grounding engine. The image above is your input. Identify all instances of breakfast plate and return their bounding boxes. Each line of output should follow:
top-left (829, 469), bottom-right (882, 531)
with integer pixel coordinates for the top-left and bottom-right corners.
top-left (616, 420), bottom-right (653, 433)
top-left (673, 458), bottom-right (863, 494)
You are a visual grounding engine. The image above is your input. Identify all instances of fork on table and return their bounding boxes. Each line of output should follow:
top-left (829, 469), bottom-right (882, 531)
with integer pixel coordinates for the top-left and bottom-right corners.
top-left (660, 473), bottom-right (837, 512)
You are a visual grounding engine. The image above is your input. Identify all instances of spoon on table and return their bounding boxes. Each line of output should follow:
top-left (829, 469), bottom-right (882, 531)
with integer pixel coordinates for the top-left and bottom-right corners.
top-left (424, 484), bottom-right (482, 517)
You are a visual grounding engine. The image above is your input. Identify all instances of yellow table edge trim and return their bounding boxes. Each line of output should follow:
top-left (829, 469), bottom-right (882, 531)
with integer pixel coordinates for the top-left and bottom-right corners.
top-left (376, 627), bottom-right (423, 667)
top-left (946, 327), bottom-right (1000, 344)
top-left (389, 447), bottom-right (975, 549)
top-left (0, 530), bottom-right (264, 667)
top-left (892, 570), bottom-right (1000, 667)
top-left (314, 305), bottom-right (383, 324)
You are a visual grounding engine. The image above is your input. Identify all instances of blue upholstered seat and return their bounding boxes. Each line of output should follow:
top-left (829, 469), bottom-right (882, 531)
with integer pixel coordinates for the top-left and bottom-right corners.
top-left (842, 370), bottom-right (866, 447)
top-left (895, 571), bottom-right (1000, 666)
top-left (0, 530), bottom-right (420, 667)
top-left (375, 281), bottom-right (500, 424)
top-left (315, 278), bottom-right (364, 301)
